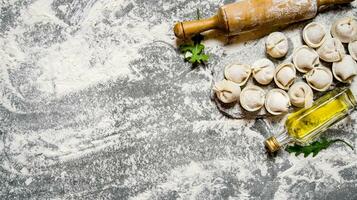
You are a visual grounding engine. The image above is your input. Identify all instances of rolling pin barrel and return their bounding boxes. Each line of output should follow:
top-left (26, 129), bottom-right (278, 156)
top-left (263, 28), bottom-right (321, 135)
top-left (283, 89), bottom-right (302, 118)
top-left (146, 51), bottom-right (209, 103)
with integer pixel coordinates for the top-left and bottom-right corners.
top-left (174, 0), bottom-right (354, 39)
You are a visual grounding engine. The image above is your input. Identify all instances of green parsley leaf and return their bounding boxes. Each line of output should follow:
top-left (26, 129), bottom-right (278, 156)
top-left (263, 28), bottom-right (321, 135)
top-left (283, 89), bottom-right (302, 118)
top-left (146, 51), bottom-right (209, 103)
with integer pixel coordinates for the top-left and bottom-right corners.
top-left (286, 137), bottom-right (354, 157)
top-left (179, 42), bottom-right (209, 64)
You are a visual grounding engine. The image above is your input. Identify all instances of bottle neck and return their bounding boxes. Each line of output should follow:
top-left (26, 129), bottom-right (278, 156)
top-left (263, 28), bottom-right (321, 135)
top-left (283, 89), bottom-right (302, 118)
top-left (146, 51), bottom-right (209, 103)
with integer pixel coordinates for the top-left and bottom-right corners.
top-left (265, 131), bottom-right (292, 153)
top-left (275, 131), bottom-right (291, 147)
top-left (346, 87), bottom-right (357, 109)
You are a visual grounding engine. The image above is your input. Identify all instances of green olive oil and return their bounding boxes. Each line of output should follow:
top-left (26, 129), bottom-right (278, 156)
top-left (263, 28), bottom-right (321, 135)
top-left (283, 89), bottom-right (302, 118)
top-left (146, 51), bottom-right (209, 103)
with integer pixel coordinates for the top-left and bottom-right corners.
top-left (265, 88), bottom-right (357, 153)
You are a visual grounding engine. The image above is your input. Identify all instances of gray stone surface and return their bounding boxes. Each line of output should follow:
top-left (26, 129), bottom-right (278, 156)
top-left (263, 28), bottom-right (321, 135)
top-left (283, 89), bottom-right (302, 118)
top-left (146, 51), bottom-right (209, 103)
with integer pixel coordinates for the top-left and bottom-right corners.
top-left (0, 0), bottom-right (357, 199)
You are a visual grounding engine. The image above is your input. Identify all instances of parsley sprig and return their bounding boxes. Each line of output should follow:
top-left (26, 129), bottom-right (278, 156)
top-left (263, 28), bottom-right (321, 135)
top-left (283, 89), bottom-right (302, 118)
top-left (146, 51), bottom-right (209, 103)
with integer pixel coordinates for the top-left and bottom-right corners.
top-left (286, 137), bottom-right (354, 157)
top-left (179, 34), bottom-right (209, 64)
top-left (179, 9), bottom-right (209, 66)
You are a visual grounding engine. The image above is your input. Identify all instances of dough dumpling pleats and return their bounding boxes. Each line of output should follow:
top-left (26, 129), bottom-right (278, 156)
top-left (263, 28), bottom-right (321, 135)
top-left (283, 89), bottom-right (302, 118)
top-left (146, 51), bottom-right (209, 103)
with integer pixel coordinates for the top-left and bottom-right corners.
top-left (265, 89), bottom-right (290, 115)
top-left (213, 80), bottom-right (241, 103)
top-left (305, 67), bottom-right (333, 92)
top-left (331, 17), bottom-right (357, 43)
top-left (293, 46), bottom-right (319, 73)
top-left (239, 85), bottom-right (265, 112)
top-left (224, 63), bottom-right (251, 86)
top-left (317, 38), bottom-right (345, 62)
top-left (332, 55), bottom-right (357, 83)
top-left (274, 63), bottom-right (296, 90)
top-left (252, 58), bottom-right (275, 85)
top-left (288, 82), bottom-right (313, 108)
top-left (266, 32), bottom-right (289, 58)
top-left (303, 22), bottom-right (327, 48)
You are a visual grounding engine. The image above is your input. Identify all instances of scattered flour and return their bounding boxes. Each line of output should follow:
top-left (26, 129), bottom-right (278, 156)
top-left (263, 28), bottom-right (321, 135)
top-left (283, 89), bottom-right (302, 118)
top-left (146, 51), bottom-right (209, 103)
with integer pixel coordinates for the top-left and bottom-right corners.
top-left (1, 0), bottom-right (174, 99)
top-left (1, 0), bottom-right (357, 199)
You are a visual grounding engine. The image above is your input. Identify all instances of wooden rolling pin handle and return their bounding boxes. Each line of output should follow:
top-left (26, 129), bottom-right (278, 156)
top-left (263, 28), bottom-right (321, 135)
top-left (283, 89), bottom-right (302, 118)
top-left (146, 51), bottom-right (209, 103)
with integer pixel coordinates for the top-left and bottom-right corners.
top-left (317, 0), bottom-right (354, 6)
top-left (174, 16), bottom-right (219, 39)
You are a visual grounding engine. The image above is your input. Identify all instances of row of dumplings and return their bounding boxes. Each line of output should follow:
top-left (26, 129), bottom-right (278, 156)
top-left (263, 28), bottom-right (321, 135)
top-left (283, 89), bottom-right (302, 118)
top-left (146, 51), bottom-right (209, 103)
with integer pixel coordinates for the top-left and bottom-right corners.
top-left (213, 17), bottom-right (357, 115)
top-left (214, 80), bottom-right (312, 115)
top-left (222, 60), bottom-right (324, 91)
top-left (213, 66), bottom-right (313, 115)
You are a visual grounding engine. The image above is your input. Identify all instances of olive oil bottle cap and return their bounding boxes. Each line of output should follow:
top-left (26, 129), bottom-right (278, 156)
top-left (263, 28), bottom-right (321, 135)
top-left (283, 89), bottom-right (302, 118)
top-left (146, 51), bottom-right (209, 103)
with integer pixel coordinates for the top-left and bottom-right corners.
top-left (265, 136), bottom-right (281, 153)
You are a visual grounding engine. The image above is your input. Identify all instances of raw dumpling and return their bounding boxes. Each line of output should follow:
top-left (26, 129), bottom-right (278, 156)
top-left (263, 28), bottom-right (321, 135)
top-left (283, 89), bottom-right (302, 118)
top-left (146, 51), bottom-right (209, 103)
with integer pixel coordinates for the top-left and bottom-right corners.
top-left (274, 63), bottom-right (296, 90)
top-left (303, 22), bottom-right (327, 48)
top-left (305, 67), bottom-right (333, 92)
top-left (288, 82), bottom-right (313, 108)
top-left (332, 55), bottom-right (357, 83)
top-left (252, 58), bottom-right (275, 85)
top-left (224, 63), bottom-right (251, 86)
top-left (317, 38), bottom-right (345, 62)
top-left (265, 89), bottom-right (290, 115)
top-left (239, 85), bottom-right (265, 112)
top-left (331, 17), bottom-right (357, 43)
top-left (213, 80), bottom-right (241, 103)
top-left (348, 40), bottom-right (357, 61)
top-left (292, 46), bottom-right (319, 73)
top-left (266, 32), bottom-right (289, 58)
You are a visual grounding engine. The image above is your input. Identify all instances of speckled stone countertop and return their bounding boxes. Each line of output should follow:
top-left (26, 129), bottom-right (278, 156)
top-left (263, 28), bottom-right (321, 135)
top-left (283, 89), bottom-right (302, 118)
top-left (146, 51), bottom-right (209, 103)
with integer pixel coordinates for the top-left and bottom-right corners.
top-left (1, 0), bottom-right (357, 199)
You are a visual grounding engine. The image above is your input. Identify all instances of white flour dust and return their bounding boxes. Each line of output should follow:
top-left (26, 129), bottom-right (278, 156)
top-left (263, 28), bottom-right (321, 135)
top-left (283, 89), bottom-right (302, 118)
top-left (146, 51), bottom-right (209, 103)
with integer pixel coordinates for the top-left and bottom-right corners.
top-left (1, 0), bottom-right (357, 199)
top-left (0, 0), bottom-right (173, 100)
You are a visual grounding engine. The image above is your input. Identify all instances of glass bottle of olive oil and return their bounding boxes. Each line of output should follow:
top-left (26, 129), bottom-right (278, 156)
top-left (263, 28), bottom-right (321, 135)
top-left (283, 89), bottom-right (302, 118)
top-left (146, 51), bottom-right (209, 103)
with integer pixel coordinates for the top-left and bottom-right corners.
top-left (265, 87), bottom-right (357, 153)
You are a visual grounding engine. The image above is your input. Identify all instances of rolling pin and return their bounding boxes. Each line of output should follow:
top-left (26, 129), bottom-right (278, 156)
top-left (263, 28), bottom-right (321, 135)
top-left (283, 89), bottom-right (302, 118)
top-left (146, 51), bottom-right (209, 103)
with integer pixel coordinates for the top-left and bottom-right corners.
top-left (174, 0), bottom-right (354, 39)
